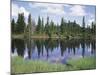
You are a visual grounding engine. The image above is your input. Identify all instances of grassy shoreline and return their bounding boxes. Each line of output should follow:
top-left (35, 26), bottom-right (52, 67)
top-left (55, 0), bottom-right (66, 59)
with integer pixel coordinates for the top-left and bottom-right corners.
top-left (12, 34), bottom-right (95, 40)
top-left (11, 56), bottom-right (96, 74)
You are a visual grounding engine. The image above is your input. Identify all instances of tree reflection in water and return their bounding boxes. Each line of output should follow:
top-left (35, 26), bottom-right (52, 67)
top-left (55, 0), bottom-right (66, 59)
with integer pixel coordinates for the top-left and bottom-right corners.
top-left (12, 38), bottom-right (96, 61)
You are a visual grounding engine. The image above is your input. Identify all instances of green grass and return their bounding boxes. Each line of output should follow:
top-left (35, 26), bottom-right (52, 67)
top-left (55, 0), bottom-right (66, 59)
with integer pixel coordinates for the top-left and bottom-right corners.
top-left (11, 56), bottom-right (96, 74)
top-left (11, 56), bottom-right (69, 74)
top-left (67, 57), bottom-right (96, 70)
top-left (12, 34), bottom-right (24, 39)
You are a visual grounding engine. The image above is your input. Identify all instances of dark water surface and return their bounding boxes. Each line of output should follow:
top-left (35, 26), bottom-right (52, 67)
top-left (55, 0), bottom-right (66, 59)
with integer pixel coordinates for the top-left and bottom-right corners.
top-left (11, 39), bottom-right (96, 64)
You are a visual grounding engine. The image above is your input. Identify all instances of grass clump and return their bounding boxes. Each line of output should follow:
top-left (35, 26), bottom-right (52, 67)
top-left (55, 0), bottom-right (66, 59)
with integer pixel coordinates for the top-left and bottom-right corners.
top-left (11, 56), bottom-right (69, 74)
top-left (67, 57), bottom-right (96, 70)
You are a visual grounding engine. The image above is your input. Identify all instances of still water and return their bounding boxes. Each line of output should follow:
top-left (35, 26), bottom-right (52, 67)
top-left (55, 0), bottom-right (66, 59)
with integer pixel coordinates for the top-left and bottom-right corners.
top-left (11, 39), bottom-right (96, 64)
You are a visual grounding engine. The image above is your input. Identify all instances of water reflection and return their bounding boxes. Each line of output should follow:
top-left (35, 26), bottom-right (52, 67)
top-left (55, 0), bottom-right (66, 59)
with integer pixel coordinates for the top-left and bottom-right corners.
top-left (11, 39), bottom-right (96, 63)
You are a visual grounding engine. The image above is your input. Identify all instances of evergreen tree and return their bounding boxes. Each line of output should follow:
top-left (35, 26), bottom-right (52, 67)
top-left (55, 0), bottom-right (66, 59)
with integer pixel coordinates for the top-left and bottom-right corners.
top-left (60, 17), bottom-right (65, 34)
top-left (36, 16), bottom-right (41, 33)
top-left (82, 16), bottom-right (85, 32)
top-left (82, 16), bottom-right (85, 38)
top-left (45, 16), bottom-right (50, 35)
top-left (41, 17), bottom-right (44, 33)
top-left (11, 18), bottom-right (16, 33)
top-left (91, 22), bottom-right (96, 34)
top-left (28, 14), bottom-right (32, 37)
top-left (50, 20), bottom-right (54, 34)
top-left (16, 13), bottom-right (26, 34)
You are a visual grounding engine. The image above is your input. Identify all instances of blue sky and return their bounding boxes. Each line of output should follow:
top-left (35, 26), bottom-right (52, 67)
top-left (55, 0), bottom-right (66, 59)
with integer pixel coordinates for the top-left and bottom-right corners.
top-left (11, 0), bottom-right (96, 27)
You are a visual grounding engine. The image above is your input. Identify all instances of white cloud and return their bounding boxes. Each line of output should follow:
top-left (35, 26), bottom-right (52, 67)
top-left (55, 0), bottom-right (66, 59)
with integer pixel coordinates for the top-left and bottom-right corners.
top-left (41, 5), bottom-right (66, 15)
top-left (69, 5), bottom-right (86, 16)
top-left (89, 13), bottom-right (95, 19)
top-left (88, 18), bottom-right (95, 26)
top-left (29, 3), bottom-right (49, 8)
top-left (29, 3), bottom-right (66, 15)
top-left (87, 13), bottom-right (95, 26)
top-left (29, 3), bottom-right (88, 16)
top-left (12, 3), bottom-right (29, 18)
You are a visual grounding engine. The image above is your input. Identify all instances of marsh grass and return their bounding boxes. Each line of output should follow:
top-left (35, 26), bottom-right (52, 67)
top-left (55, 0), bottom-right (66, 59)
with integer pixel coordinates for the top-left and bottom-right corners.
top-left (67, 57), bottom-right (96, 70)
top-left (11, 56), bottom-right (69, 74)
top-left (11, 56), bottom-right (96, 74)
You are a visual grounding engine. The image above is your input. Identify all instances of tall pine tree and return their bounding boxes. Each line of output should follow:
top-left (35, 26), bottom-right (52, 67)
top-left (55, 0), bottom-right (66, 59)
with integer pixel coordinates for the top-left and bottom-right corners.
top-left (45, 16), bottom-right (50, 35)
top-left (60, 17), bottom-right (65, 34)
top-left (11, 18), bottom-right (16, 33)
top-left (36, 16), bottom-right (41, 33)
top-left (41, 17), bottom-right (44, 33)
top-left (28, 14), bottom-right (32, 37)
top-left (82, 16), bottom-right (85, 38)
top-left (16, 13), bottom-right (26, 34)
top-left (82, 16), bottom-right (85, 32)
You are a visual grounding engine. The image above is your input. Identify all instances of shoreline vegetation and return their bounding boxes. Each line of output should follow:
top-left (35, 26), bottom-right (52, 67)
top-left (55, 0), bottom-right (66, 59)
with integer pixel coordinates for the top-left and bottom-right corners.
top-left (12, 34), bottom-right (95, 40)
top-left (11, 56), bottom-right (96, 74)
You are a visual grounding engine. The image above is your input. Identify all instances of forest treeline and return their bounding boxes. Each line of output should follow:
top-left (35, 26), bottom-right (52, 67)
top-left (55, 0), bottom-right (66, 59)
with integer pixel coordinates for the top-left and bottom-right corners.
top-left (11, 13), bottom-right (96, 39)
